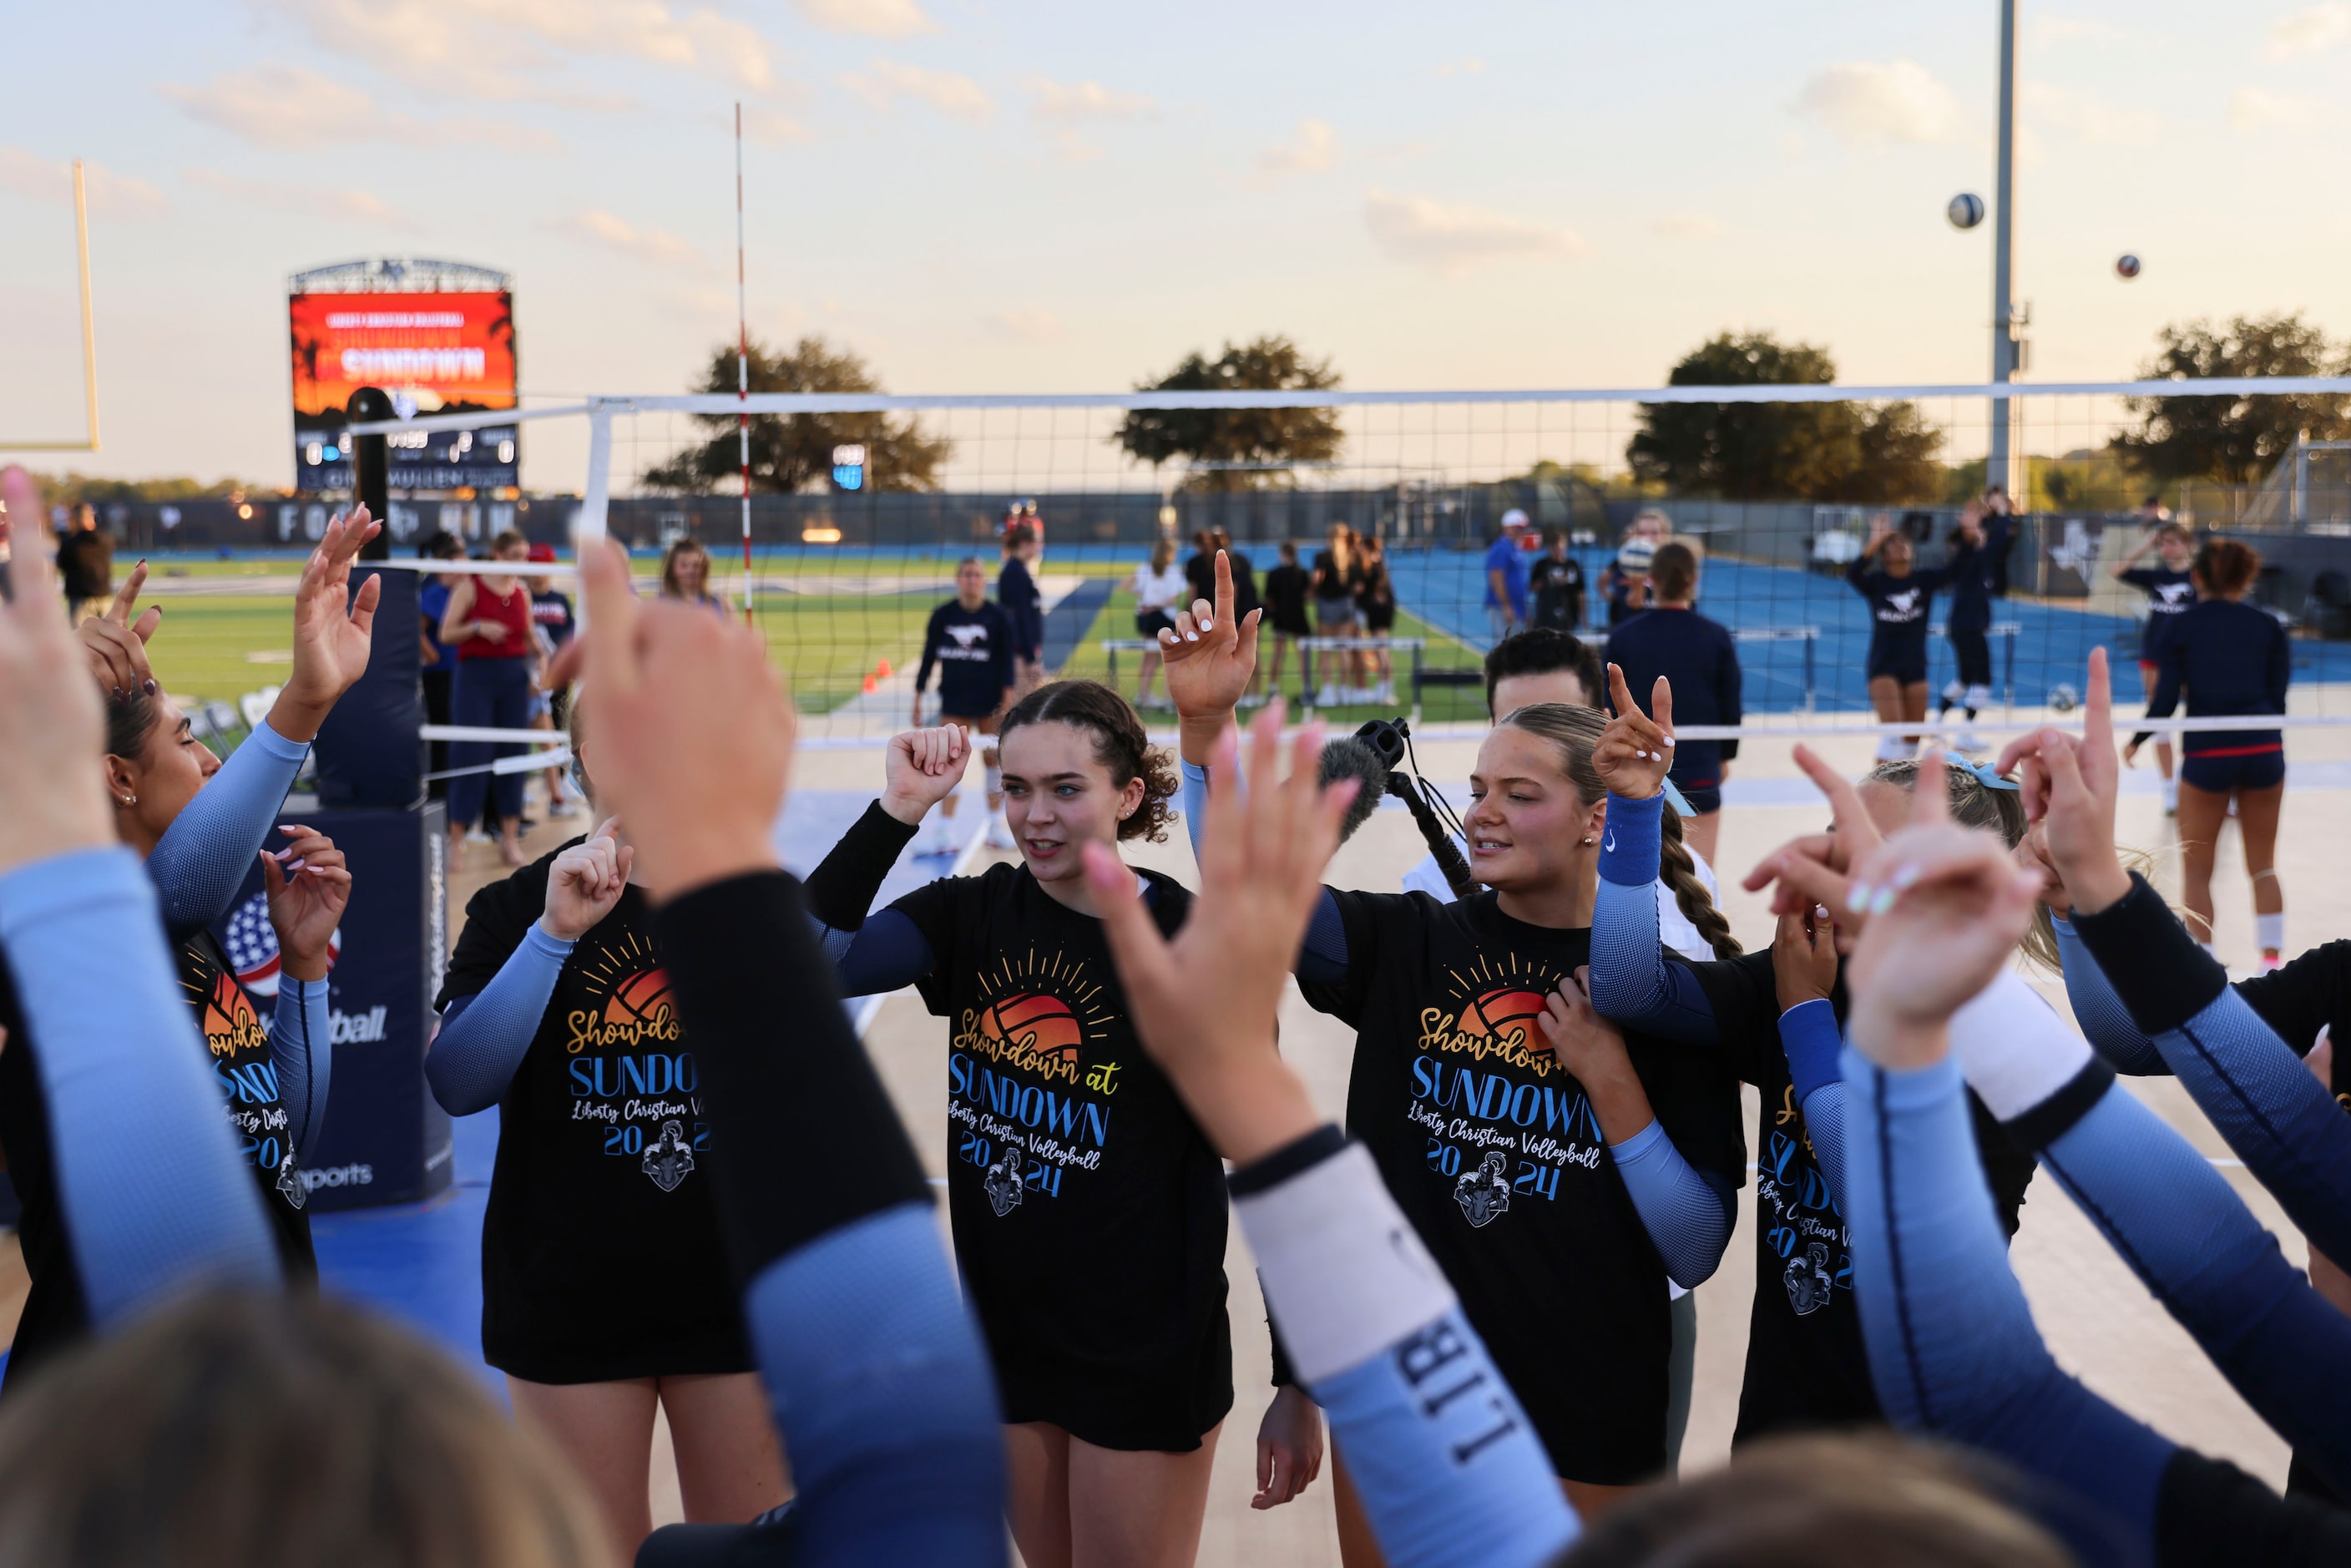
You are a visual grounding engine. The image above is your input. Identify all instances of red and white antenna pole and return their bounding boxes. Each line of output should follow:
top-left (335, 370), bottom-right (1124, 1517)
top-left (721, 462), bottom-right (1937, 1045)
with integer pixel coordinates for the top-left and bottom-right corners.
top-left (735, 101), bottom-right (753, 622)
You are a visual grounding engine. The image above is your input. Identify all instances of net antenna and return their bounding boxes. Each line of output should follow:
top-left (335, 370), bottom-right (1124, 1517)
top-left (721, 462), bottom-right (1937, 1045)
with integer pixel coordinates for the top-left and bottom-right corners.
top-left (0, 159), bottom-right (102, 453)
top-left (735, 102), bottom-right (753, 623)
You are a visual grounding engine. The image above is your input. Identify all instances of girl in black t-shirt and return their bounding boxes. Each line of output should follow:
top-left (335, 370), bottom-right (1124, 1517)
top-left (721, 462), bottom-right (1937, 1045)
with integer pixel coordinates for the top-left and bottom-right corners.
top-left (1584, 679), bottom-right (2044, 1448)
top-left (801, 681), bottom-right (1249, 1568)
top-left (430, 728), bottom-right (787, 1550)
top-left (1848, 512), bottom-right (1973, 762)
top-left (1161, 579), bottom-right (1744, 1531)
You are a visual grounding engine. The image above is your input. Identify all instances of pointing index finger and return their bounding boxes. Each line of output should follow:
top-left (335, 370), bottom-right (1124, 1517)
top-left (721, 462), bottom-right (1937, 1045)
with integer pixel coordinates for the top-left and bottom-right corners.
top-left (579, 540), bottom-right (643, 695)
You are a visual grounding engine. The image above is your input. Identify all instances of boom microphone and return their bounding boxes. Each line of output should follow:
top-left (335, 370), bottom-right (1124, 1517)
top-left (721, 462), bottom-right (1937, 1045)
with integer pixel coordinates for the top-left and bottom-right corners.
top-left (1318, 735), bottom-right (1390, 845)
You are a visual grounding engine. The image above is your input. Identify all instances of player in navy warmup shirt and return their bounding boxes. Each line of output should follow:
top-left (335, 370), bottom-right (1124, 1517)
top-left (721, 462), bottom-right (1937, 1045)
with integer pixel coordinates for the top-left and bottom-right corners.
top-left (1848, 512), bottom-right (1972, 762)
top-left (1936, 496), bottom-right (2013, 751)
top-left (1600, 541), bottom-right (1740, 867)
top-left (2127, 538), bottom-right (2292, 969)
top-left (2111, 510), bottom-right (2198, 814)
top-left (999, 519), bottom-right (1045, 686)
top-left (912, 558), bottom-right (1019, 855)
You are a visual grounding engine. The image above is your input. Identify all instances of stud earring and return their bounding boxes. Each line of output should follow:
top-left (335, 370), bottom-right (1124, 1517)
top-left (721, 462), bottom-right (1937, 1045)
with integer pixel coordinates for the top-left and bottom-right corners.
top-left (121, 794), bottom-right (136, 807)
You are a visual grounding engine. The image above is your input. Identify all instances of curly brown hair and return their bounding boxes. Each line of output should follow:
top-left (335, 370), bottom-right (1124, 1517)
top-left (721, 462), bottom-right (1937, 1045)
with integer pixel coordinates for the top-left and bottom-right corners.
top-left (998, 679), bottom-right (1178, 842)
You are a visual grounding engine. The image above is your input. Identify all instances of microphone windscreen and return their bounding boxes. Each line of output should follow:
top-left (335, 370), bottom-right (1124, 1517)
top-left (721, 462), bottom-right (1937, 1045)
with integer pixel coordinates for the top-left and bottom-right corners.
top-left (1318, 736), bottom-right (1389, 844)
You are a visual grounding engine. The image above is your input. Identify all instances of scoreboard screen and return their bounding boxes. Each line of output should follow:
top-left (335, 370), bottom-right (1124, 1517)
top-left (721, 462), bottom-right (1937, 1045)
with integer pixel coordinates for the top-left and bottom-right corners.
top-left (290, 289), bottom-right (518, 493)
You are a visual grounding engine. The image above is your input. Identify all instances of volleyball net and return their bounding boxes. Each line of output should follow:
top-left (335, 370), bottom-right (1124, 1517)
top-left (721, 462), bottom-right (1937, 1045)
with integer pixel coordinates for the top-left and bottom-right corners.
top-left (341, 377), bottom-right (2351, 748)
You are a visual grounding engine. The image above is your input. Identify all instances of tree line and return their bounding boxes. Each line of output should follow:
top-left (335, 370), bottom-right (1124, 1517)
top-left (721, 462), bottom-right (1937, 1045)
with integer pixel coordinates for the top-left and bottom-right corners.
top-left (642, 314), bottom-right (2351, 506)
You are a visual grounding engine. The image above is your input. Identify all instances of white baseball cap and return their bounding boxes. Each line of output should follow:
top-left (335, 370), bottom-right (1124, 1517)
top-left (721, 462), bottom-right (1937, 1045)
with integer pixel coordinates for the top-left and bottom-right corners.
top-left (1499, 508), bottom-right (1530, 529)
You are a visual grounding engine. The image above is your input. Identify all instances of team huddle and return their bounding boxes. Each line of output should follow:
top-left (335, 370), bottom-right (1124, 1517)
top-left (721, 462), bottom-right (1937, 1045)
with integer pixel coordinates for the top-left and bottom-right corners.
top-left (0, 442), bottom-right (2341, 1568)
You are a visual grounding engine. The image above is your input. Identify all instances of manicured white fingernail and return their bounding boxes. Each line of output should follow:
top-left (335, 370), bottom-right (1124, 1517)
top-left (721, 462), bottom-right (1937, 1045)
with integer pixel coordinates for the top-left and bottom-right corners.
top-left (1661, 736), bottom-right (1676, 748)
top-left (1890, 863), bottom-right (1920, 893)
top-left (1848, 883), bottom-right (1873, 914)
top-left (1870, 885), bottom-right (1898, 916)
top-left (1186, 630), bottom-right (1199, 641)
top-left (1201, 616), bottom-right (1213, 630)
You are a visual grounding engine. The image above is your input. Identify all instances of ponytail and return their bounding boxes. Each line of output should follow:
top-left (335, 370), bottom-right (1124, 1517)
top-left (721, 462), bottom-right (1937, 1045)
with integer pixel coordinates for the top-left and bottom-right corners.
top-left (1660, 807), bottom-right (1741, 959)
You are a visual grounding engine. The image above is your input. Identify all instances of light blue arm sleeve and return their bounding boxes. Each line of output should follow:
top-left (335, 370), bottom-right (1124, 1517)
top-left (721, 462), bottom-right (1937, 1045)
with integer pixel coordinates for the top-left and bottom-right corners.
top-left (424, 923), bottom-right (573, 1115)
top-left (743, 1202), bottom-right (1006, 1567)
top-left (146, 719), bottom-right (309, 938)
top-left (2032, 1074), bottom-right (2351, 1498)
top-left (0, 847), bottom-right (279, 1325)
top-left (1313, 1311), bottom-right (1580, 1568)
top-left (1778, 999), bottom-right (1851, 1205)
top-left (2052, 917), bottom-right (2169, 1076)
top-left (270, 975), bottom-right (331, 1163)
top-left (1607, 1120), bottom-right (1734, 1288)
top-left (1843, 1049), bottom-right (2174, 1560)
top-left (1587, 792), bottom-right (1718, 1043)
top-left (1185, 758), bottom-right (1348, 985)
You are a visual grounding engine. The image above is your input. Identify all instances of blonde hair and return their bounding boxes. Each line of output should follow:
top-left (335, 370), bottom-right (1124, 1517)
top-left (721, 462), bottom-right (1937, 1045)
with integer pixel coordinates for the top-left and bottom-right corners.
top-left (1863, 758), bottom-right (2057, 970)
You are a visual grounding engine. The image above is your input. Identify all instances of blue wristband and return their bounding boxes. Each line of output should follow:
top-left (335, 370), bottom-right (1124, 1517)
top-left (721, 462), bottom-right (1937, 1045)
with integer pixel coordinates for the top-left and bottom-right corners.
top-left (1600, 791), bottom-right (1663, 888)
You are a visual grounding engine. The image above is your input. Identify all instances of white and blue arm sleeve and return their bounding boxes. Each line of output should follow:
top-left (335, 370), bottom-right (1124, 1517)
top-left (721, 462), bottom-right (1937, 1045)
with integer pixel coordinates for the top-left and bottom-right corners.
top-left (425, 923), bottom-right (573, 1115)
top-left (269, 974), bottom-right (332, 1162)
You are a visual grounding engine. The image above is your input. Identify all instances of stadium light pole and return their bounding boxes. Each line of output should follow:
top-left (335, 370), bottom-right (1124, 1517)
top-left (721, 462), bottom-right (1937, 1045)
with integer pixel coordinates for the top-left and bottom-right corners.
top-left (1989, 0), bottom-right (2025, 502)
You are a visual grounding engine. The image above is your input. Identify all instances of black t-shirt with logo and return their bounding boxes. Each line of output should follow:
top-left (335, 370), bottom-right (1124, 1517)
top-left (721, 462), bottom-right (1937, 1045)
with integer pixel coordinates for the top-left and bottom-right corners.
top-left (1298, 888), bottom-right (1747, 1485)
top-left (437, 846), bottom-right (749, 1384)
top-left (889, 862), bottom-right (1233, 1453)
top-left (1690, 951), bottom-right (2039, 1444)
top-left (0, 930), bottom-right (318, 1388)
top-left (1529, 555), bottom-right (1585, 629)
top-left (2119, 565), bottom-right (2197, 662)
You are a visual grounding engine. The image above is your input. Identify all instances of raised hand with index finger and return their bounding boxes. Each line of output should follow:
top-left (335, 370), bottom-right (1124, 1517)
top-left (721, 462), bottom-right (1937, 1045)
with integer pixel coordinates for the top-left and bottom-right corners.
top-left (1592, 664), bottom-right (1674, 801)
top-left (74, 557), bottom-right (162, 699)
top-left (270, 503), bottom-right (383, 741)
top-left (1161, 550), bottom-right (1262, 762)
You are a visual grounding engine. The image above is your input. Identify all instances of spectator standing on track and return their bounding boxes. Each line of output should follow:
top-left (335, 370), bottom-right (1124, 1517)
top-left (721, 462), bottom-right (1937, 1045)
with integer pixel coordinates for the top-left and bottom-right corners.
top-left (417, 531), bottom-right (469, 802)
top-left (1130, 539), bottom-right (1186, 711)
top-left (1354, 535), bottom-right (1398, 707)
top-left (1483, 508), bottom-right (1530, 644)
top-left (1262, 539), bottom-right (1312, 701)
top-left (658, 538), bottom-right (729, 618)
top-left (1529, 526), bottom-right (1585, 631)
top-left (1311, 522), bottom-right (1362, 707)
top-left (441, 529), bottom-right (537, 869)
top-left (1601, 540), bottom-right (1741, 867)
top-left (527, 543), bottom-right (582, 822)
top-left (2111, 503), bottom-right (2196, 816)
top-left (55, 503), bottom-right (112, 624)
top-left (1000, 520), bottom-right (1045, 692)
top-left (1599, 509), bottom-right (1671, 628)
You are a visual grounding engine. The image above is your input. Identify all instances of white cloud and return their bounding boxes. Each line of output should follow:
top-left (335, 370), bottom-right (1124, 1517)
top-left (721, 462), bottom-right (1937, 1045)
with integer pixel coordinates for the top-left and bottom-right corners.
top-left (841, 58), bottom-right (993, 123)
top-left (2230, 87), bottom-right (2321, 131)
top-left (1433, 58), bottom-right (1484, 78)
top-left (1651, 212), bottom-right (1720, 240)
top-left (988, 308), bottom-right (1063, 342)
top-left (1362, 189), bottom-right (1588, 276)
top-left (185, 165), bottom-right (414, 227)
top-left (737, 105), bottom-right (812, 144)
top-left (2032, 16), bottom-right (2127, 47)
top-left (1793, 59), bottom-right (1959, 146)
top-left (793, 0), bottom-right (935, 38)
top-left (160, 63), bottom-right (557, 151)
top-left (1256, 119), bottom-right (1339, 178)
top-left (250, 0), bottom-right (780, 99)
top-left (549, 208), bottom-right (709, 271)
top-left (2025, 83), bottom-right (2160, 146)
top-left (0, 147), bottom-right (167, 216)
top-left (1024, 76), bottom-right (1153, 122)
top-left (2268, 3), bottom-right (2351, 60)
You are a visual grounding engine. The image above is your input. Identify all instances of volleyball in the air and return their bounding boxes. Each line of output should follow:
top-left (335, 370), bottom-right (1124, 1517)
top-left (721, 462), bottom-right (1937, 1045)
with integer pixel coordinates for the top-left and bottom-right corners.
top-left (2048, 683), bottom-right (2081, 714)
top-left (1616, 536), bottom-right (1657, 576)
top-left (1948, 193), bottom-right (1985, 230)
top-left (2116, 253), bottom-right (2142, 280)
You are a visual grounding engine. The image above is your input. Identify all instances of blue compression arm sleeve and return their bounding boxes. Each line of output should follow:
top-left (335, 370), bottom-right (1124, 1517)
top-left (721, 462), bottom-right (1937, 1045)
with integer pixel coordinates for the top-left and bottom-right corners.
top-left (1780, 999), bottom-right (1852, 1204)
top-left (743, 1204), bottom-right (1004, 1567)
top-left (1184, 758), bottom-right (1349, 984)
top-left (2026, 1073), bottom-right (2351, 1498)
top-left (1587, 791), bottom-right (1717, 1041)
top-left (2052, 916), bottom-right (2169, 1075)
top-left (0, 848), bottom-right (279, 1325)
top-left (2072, 874), bottom-right (2351, 1270)
top-left (1233, 1130), bottom-right (1577, 1568)
top-left (1843, 1050), bottom-right (2176, 1560)
top-left (833, 910), bottom-right (936, 998)
top-left (270, 974), bottom-right (331, 1162)
top-left (425, 923), bottom-right (573, 1115)
top-left (146, 719), bottom-right (309, 938)
top-left (1608, 1120), bottom-right (1733, 1288)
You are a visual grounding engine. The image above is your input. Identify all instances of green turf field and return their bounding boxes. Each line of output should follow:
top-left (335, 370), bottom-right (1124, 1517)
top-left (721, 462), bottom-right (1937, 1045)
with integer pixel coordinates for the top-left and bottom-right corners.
top-left (138, 565), bottom-right (1488, 725)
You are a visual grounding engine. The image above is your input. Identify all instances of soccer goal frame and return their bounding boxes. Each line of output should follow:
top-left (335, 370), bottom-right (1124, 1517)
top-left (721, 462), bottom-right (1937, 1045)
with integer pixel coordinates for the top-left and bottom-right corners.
top-left (0, 159), bottom-right (102, 453)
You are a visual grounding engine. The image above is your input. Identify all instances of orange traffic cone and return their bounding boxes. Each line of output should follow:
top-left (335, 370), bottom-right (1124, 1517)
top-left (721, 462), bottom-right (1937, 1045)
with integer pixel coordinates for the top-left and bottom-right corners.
top-left (862, 673), bottom-right (877, 694)
top-left (877, 659), bottom-right (892, 679)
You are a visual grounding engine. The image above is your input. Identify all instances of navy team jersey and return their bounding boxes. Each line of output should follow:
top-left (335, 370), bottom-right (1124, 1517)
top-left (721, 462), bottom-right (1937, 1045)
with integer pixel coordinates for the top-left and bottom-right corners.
top-left (918, 599), bottom-right (1017, 720)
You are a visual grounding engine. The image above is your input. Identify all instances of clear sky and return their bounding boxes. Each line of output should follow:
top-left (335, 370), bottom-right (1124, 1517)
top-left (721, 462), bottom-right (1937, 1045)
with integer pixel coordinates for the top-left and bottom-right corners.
top-left (4, 0), bottom-right (2348, 491)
